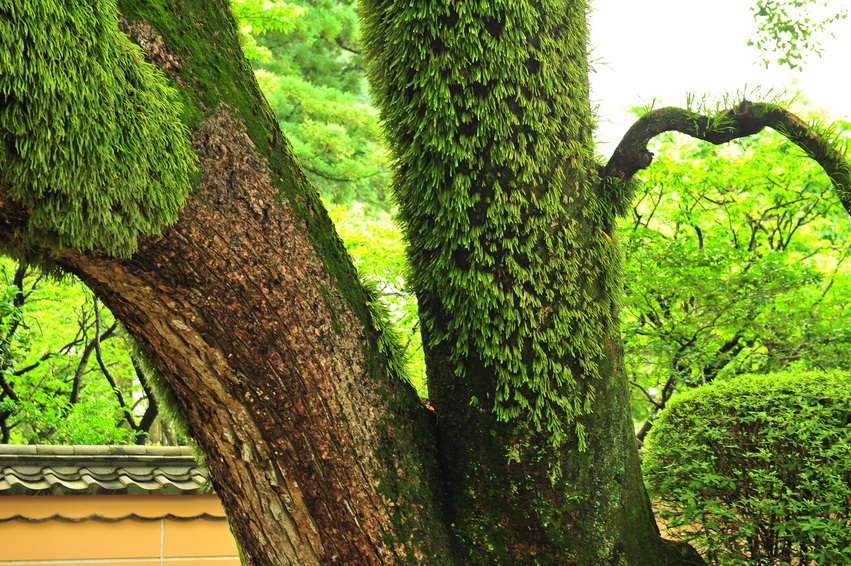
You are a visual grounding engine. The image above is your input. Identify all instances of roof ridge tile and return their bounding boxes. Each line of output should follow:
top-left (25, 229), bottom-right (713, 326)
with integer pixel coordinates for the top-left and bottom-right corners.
top-left (0, 445), bottom-right (208, 495)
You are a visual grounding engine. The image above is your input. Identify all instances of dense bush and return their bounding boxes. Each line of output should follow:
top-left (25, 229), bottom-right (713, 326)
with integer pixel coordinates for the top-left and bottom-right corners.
top-left (643, 370), bottom-right (851, 565)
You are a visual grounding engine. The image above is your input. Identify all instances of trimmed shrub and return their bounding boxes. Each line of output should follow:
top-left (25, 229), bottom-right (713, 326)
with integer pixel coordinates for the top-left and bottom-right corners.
top-left (643, 370), bottom-right (851, 565)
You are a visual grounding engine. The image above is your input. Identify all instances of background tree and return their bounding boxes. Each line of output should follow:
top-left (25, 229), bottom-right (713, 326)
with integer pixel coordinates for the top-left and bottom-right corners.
top-left (1, 0), bottom-right (849, 565)
top-left (621, 122), bottom-right (851, 438)
top-left (0, 258), bottom-right (167, 444)
top-left (249, 0), bottom-right (392, 208)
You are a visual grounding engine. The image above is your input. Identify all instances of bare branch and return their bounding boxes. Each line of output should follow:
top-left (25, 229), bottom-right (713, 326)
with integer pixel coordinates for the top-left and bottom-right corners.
top-left (629, 379), bottom-right (662, 409)
top-left (130, 353), bottom-right (159, 443)
top-left (604, 100), bottom-right (851, 216)
top-left (335, 36), bottom-right (361, 55)
top-left (92, 300), bottom-right (137, 430)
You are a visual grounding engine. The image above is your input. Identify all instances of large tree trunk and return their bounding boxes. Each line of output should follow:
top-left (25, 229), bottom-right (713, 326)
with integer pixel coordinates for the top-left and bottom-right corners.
top-left (0, 1), bottom-right (704, 564)
top-left (1, 1), bottom-right (453, 564)
top-left (360, 1), bottom-right (702, 564)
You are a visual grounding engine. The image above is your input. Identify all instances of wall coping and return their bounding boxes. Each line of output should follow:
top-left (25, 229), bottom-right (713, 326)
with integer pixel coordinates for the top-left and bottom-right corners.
top-left (0, 445), bottom-right (209, 495)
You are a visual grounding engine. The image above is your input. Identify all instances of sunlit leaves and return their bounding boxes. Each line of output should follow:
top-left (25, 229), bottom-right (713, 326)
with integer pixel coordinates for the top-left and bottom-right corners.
top-left (749, 0), bottom-right (848, 69)
top-left (622, 125), bottom-right (851, 428)
top-left (246, 0), bottom-right (390, 207)
top-left (231, 0), bottom-right (305, 60)
top-left (0, 259), bottom-right (145, 444)
top-left (325, 202), bottom-right (426, 393)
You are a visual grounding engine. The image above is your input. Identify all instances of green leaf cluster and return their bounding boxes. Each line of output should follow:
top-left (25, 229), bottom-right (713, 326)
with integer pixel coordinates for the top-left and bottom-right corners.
top-left (0, 258), bottom-right (147, 444)
top-left (0, 0), bottom-right (195, 256)
top-left (245, 0), bottom-right (391, 207)
top-left (255, 68), bottom-right (390, 207)
top-left (255, 0), bottom-right (361, 92)
top-left (362, 0), bottom-right (609, 447)
top-left (622, 125), bottom-right (851, 427)
top-left (232, 0), bottom-right (305, 61)
top-left (643, 370), bottom-right (851, 565)
top-left (749, 0), bottom-right (848, 69)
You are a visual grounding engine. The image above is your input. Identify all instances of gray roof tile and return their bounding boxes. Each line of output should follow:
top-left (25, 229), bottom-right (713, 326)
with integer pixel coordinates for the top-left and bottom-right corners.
top-left (0, 445), bottom-right (209, 495)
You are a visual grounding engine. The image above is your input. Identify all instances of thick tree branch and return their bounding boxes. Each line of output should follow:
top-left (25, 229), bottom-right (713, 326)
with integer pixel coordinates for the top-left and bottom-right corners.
top-left (604, 100), bottom-right (851, 215)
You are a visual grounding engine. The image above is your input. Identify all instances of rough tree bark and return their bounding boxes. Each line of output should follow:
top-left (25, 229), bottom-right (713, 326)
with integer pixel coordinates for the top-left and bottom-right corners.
top-left (3, 1), bottom-right (848, 565)
top-left (1, 1), bottom-right (454, 564)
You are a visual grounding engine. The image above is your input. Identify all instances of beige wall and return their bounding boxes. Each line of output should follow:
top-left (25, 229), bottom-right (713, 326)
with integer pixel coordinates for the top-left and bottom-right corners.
top-left (0, 495), bottom-right (240, 565)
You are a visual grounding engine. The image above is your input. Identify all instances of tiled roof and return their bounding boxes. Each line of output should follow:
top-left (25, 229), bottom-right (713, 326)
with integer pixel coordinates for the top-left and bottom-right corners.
top-left (0, 445), bottom-right (209, 495)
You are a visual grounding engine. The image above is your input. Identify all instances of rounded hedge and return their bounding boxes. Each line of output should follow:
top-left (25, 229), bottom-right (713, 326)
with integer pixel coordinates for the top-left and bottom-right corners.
top-left (643, 370), bottom-right (851, 565)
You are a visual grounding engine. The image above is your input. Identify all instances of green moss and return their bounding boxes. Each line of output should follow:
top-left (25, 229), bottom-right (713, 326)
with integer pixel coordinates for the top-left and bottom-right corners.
top-left (116, 1), bottom-right (393, 354)
top-left (362, 0), bottom-right (614, 448)
top-left (58, 4), bottom-right (449, 556)
top-left (118, 0), bottom-right (307, 199)
top-left (0, 0), bottom-right (195, 257)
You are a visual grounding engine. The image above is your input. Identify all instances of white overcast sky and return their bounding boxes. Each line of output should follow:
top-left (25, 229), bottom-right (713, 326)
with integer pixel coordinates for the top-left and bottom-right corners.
top-left (589, 0), bottom-right (851, 149)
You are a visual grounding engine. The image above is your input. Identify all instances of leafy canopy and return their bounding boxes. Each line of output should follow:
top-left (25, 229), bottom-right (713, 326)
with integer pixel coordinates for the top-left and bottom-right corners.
top-left (0, 258), bottom-right (157, 444)
top-left (622, 123), bottom-right (851, 430)
top-left (249, 0), bottom-right (391, 208)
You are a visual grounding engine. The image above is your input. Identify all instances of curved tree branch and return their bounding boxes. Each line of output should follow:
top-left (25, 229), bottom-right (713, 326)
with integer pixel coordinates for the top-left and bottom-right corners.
top-left (604, 100), bottom-right (851, 215)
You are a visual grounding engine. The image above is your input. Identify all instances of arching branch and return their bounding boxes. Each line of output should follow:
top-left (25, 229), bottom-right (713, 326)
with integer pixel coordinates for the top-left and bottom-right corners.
top-left (603, 100), bottom-right (851, 215)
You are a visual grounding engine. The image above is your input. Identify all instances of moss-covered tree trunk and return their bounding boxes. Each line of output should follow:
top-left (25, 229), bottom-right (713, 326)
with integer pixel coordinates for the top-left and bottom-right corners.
top-left (0, 0), bottom-right (706, 565)
top-left (361, 2), bottom-right (702, 564)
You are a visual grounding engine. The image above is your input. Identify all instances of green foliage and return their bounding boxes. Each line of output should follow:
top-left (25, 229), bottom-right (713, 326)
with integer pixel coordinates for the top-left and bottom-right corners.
top-left (15, 387), bottom-right (137, 445)
top-left (326, 202), bottom-right (425, 393)
top-left (255, 69), bottom-right (390, 207)
top-left (749, 0), bottom-right (848, 69)
top-left (362, 0), bottom-right (609, 447)
top-left (0, 0), bottom-right (195, 256)
top-left (255, 0), bottom-right (361, 93)
top-left (622, 126), bottom-right (851, 429)
top-left (231, 0), bottom-right (304, 60)
top-left (245, 0), bottom-right (391, 207)
top-left (643, 370), bottom-right (851, 565)
top-left (0, 258), bottom-right (168, 445)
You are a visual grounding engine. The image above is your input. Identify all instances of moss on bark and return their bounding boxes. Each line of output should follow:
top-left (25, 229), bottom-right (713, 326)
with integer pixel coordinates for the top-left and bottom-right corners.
top-left (0, 0), bottom-right (195, 256)
top-left (362, 1), bottom-right (705, 563)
